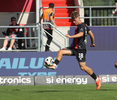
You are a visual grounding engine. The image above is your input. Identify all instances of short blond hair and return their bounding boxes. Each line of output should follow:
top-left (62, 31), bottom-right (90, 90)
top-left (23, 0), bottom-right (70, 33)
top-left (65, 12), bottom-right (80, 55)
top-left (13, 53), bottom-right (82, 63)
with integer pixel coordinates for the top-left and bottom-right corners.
top-left (71, 11), bottom-right (80, 20)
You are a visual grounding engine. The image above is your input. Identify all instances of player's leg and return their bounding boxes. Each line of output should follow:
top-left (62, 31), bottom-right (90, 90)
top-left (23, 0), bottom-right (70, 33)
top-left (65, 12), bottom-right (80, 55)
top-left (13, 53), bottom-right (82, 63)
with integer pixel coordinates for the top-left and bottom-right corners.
top-left (46, 47), bottom-right (73, 70)
top-left (56, 48), bottom-right (72, 61)
top-left (78, 62), bottom-right (98, 80)
top-left (77, 49), bottom-right (101, 90)
top-left (78, 62), bottom-right (101, 90)
top-left (78, 62), bottom-right (94, 75)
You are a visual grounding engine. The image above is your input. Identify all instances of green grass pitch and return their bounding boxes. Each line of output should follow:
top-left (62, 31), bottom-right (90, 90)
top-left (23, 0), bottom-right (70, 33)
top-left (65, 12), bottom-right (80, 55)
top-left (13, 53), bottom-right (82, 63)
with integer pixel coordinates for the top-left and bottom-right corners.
top-left (0, 84), bottom-right (117, 100)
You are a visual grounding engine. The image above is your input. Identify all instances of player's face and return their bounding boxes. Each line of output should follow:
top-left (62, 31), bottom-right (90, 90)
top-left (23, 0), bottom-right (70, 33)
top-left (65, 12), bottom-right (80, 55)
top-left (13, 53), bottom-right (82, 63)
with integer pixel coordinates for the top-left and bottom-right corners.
top-left (72, 17), bottom-right (79, 25)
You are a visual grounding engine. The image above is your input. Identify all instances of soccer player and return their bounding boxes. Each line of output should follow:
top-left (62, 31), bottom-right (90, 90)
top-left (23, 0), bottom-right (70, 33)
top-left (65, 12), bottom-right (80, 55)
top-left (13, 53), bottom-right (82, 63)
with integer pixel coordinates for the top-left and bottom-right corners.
top-left (44, 11), bottom-right (101, 90)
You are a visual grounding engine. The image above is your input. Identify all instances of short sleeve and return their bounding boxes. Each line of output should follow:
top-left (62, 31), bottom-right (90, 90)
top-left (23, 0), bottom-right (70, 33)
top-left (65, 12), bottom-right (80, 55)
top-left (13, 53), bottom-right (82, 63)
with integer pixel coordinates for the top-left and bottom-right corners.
top-left (78, 25), bottom-right (84, 33)
top-left (87, 26), bottom-right (90, 32)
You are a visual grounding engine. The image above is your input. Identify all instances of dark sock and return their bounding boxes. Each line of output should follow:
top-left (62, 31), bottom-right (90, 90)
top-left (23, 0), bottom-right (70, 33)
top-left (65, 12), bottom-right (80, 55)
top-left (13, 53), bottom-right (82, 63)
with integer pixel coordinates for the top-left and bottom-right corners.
top-left (90, 72), bottom-right (97, 80)
top-left (55, 59), bottom-right (60, 65)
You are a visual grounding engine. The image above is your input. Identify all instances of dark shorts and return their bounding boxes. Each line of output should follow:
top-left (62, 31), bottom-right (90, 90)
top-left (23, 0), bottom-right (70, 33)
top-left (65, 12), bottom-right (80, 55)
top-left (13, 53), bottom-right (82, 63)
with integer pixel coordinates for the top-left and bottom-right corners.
top-left (66, 47), bottom-right (86, 62)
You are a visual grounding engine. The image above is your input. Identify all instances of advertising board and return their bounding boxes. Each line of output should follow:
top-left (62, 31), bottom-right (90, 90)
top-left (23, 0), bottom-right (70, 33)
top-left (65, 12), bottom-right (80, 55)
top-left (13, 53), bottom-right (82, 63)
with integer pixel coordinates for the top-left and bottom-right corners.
top-left (0, 51), bottom-right (117, 76)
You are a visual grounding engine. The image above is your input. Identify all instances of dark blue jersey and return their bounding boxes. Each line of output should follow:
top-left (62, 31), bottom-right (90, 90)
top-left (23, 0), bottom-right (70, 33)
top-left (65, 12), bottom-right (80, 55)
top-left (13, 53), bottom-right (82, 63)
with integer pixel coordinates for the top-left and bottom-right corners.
top-left (71, 23), bottom-right (90, 50)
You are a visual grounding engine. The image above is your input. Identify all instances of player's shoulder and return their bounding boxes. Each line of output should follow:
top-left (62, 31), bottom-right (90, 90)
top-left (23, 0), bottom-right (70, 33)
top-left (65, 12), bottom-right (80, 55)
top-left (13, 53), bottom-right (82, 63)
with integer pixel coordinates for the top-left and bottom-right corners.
top-left (79, 23), bottom-right (86, 27)
top-left (79, 23), bottom-right (90, 30)
top-left (77, 23), bottom-right (86, 30)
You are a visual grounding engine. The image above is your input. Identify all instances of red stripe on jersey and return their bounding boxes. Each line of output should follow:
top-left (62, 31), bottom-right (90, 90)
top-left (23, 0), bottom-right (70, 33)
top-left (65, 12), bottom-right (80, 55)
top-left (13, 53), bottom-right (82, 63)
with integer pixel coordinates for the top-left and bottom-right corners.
top-left (74, 27), bottom-right (78, 49)
top-left (74, 38), bottom-right (78, 49)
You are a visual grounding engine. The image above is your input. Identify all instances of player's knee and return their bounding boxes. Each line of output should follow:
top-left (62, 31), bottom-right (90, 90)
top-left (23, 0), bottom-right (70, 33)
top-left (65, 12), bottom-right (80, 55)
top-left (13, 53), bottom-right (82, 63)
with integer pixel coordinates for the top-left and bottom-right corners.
top-left (58, 50), bottom-right (66, 56)
top-left (58, 49), bottom-right (63, 54)
top-left (80, 66), bottom-right (85, 71)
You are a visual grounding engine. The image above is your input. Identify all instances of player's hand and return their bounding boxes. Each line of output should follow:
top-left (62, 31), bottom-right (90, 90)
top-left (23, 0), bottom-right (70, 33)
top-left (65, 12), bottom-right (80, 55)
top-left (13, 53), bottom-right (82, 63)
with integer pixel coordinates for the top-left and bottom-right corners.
top-left (65, 34), bottom-right (71, 38)
top-left (90, 44), bottom-right (95, 47)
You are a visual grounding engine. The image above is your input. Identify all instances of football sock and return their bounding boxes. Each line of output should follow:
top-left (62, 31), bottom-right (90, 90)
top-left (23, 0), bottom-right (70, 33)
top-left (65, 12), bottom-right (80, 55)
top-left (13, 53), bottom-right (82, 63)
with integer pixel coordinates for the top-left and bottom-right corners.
top-left (90, 72), bottom-right (97, 80)
top-left (55, 59), bottom-right (60, 65)
top-left (95, 77), bottom-right (99, 81)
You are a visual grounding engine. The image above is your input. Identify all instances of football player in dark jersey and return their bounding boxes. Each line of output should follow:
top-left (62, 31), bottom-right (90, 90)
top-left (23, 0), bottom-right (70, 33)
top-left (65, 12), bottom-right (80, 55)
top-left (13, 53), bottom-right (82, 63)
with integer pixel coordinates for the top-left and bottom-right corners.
top-left (44, 11), bottom-right (101, 90)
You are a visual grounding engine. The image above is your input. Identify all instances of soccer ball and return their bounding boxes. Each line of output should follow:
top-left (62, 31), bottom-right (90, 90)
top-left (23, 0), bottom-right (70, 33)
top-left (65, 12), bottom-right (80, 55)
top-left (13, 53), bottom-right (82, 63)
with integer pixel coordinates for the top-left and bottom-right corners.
top-left (44, 56), bottom-right (54, 67)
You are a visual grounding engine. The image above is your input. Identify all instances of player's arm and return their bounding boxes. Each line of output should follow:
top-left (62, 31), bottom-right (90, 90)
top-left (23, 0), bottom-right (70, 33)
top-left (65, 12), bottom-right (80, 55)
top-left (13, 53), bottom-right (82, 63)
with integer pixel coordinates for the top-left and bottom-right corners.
top-left (88, 30), bottom-right (95, 47)
top-left (39, 14), bottom-right (43, 24)
top-left (65, 32), bottom-right (84, 38)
